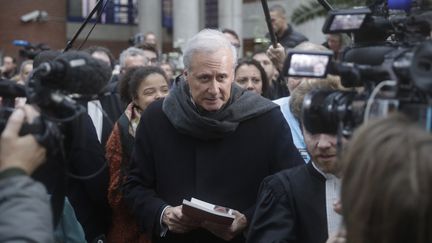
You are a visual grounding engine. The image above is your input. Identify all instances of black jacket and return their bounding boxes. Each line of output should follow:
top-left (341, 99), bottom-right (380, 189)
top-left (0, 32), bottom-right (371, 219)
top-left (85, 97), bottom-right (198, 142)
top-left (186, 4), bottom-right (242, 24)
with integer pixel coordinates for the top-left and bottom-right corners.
top-left (33, 113), bottom-right (111, 242)
top-left (247, 162), bottom-right (328, 243)
top-left (123, 99), bottom-right (303, 243)
top-left (271, 24), bottom-right (309, 49)
top-left (99, 92), bottom-right (123, 148)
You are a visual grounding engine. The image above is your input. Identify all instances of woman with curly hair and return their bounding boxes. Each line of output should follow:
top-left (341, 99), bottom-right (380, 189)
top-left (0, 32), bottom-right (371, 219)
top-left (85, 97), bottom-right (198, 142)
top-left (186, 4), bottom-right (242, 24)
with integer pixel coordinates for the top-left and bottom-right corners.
top-left (106, 66), bottom-right (169, 243)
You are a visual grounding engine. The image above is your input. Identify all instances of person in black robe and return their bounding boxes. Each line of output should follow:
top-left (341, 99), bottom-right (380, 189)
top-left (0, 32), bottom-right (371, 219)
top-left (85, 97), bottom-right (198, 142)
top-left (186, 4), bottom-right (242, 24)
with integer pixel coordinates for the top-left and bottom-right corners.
top-left (247, 78), bottom-right (344, 243)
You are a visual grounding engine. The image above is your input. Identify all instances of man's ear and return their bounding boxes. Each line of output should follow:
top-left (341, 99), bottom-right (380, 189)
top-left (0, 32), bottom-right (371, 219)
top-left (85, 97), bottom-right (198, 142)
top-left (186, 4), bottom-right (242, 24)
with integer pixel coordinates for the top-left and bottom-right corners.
top-left (183, 69), bottom-right (188, 78)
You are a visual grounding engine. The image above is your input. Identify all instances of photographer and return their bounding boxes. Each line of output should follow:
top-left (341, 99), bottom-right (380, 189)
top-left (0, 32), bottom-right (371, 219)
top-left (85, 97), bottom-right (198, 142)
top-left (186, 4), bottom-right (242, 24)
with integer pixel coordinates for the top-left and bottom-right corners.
top-left (0, 105), bottom-right (53, 242)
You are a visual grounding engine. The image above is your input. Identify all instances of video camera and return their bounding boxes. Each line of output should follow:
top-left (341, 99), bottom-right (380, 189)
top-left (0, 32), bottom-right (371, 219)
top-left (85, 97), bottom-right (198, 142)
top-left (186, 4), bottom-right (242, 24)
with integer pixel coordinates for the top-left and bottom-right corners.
top-left (13, 40), bottom-right (50, 60)
top-left (0, 51), bottom-right (111, 152)
top-left (283, 0), bottom-right (432, 136)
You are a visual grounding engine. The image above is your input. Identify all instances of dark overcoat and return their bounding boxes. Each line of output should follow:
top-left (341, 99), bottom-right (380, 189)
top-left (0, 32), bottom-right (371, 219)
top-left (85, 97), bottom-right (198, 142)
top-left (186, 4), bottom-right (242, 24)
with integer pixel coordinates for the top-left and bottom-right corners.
top-left (123, 99), bottom-right (303, 243)
top-left (247, 162), bottom-right (328, 243)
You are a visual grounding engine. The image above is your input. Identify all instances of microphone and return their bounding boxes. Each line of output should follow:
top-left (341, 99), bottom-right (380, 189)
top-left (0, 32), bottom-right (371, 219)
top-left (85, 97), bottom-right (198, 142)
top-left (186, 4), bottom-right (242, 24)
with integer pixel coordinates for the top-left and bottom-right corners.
top-left (34, 51), bottom-right (111, 95)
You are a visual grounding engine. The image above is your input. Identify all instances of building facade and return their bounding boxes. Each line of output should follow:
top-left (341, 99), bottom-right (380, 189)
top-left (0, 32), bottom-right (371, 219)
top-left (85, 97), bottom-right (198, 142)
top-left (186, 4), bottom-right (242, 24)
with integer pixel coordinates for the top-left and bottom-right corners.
top-left (0, 0), bottom-right (324, 63)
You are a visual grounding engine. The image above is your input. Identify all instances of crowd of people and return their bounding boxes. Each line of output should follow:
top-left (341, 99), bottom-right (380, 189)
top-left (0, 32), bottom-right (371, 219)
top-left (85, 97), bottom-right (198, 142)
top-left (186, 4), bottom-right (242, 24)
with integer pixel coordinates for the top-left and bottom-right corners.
top-left (0, 3), bottom-right (431, 243)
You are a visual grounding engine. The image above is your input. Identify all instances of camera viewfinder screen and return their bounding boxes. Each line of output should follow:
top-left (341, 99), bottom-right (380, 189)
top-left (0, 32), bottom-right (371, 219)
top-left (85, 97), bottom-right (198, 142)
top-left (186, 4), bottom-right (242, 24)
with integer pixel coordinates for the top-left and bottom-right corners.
top-left (330, 14), bottom-right (366, 31)
top-left (287, 53), bottom-right (331, 78)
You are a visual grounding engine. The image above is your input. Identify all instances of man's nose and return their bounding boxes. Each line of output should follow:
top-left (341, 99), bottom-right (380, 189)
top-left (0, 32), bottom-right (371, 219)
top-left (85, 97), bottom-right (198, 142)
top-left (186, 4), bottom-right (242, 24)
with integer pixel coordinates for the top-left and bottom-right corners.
top-left (317, 134), bottom-right (334, 149)
top-left (208, 80), bottom-right (219, 95)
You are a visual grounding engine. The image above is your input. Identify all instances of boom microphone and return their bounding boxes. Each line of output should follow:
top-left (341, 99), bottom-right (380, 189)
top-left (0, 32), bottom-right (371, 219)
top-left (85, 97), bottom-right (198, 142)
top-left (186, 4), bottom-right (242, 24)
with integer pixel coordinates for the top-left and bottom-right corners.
top-left (35, 51), bottom-right (111, 95)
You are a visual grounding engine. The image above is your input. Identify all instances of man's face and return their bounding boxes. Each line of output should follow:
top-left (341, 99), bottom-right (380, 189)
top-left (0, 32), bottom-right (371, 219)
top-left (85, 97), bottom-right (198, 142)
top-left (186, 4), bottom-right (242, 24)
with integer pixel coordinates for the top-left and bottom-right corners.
top-left (3, 56), bottom-right (16, 72)
top-left (92, 51), bottom-right (111, 68)
top-left (122, 55), bottom-right (147, 73)
top-left (144, 34), bottom-right (157, 47)
top-left (184, 48), bottom-right (234, 112)
top-left (303, 126), bottom-right (339, 174)
top-left (270, 11), bottom-right (287, 35)
top-left (252, 53), bottom-right (275, 82)
top-left (160, 63), bottom-right (174, 81)
top-left (143, 50), bottom-right (158, 66)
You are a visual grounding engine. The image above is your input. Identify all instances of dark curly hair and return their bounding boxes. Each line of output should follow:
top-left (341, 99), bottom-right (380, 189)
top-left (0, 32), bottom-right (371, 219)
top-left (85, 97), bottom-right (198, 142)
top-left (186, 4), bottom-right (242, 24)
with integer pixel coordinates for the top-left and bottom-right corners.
top-left (119, 66), bottom-right (168, 104)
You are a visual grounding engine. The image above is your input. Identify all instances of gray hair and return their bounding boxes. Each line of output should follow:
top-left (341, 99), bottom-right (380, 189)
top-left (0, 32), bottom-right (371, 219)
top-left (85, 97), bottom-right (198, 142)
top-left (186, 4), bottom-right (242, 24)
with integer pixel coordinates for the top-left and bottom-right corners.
top-left (119, 47), bottom-right (146, 69)
top-left (183, 29), bottom-right (237, 71)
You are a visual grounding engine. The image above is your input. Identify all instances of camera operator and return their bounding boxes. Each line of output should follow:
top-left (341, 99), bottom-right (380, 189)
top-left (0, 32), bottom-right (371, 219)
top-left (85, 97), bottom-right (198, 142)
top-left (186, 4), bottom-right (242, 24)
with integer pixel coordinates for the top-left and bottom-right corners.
top-left (0, 105), bottom-right (53, 242)
top-left (247, 77), bottom-right (344, 243)
top-left (31, 50), bottom-right (111, 242)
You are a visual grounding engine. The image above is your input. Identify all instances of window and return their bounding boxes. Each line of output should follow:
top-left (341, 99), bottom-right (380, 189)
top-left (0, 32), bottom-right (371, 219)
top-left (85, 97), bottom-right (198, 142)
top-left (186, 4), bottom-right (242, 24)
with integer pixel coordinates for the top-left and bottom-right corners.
top-left (67, 0), bottom-right (138, 25)
top-left (205, 0), bottom-right (218, 28)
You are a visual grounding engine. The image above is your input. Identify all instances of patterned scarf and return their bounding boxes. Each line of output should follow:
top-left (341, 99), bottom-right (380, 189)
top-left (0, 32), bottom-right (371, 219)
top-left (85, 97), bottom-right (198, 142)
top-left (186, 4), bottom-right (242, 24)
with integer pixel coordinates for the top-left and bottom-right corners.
top-left (124, 102), bottom-right (142, 137)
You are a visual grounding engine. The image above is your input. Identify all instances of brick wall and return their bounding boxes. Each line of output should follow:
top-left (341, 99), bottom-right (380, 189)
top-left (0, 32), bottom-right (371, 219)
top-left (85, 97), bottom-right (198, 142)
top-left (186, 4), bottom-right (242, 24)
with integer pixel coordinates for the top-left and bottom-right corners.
top-left (0, 0), bottom-right (131, 63)
top-left (0, 0), bottom-right (67, 62)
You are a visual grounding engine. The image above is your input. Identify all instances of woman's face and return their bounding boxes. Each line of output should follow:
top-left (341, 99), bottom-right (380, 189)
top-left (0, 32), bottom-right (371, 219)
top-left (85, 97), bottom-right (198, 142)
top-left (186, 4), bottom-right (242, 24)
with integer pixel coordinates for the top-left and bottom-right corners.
top-left (235, 64), bottom-right (263, 95)
top-left (133, 73), bottom-right (169, 111)
top-left (20, 63), bottom-right (33, 83)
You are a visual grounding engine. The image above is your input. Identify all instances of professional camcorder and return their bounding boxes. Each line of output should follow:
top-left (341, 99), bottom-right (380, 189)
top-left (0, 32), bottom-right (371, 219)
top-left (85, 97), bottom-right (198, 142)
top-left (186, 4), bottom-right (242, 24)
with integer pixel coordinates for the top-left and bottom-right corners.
top-left (0, 51), bottom-right (111, 151)
top-left (284, 0), bottom-right (432, 136)
top-left (0, 50), bottom-right (111, 231)
top-left (13, 40), bottom-right (50, 60)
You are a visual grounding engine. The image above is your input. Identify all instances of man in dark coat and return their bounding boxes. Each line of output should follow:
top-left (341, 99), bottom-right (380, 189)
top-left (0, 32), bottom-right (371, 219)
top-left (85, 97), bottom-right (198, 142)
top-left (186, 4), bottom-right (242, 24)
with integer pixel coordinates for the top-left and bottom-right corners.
top-left (247, 78), bottom-right (343, 243)
top-left (268, 4), bottom-right (308, 50)
top-left (123, 29), bottom-right (303, 243)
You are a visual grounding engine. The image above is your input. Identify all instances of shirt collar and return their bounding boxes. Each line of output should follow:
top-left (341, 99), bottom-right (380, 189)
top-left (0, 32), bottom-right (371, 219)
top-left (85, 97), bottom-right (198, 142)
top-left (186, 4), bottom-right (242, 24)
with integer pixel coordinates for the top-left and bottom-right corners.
top-left (311, 161), bottom-right (339, 180)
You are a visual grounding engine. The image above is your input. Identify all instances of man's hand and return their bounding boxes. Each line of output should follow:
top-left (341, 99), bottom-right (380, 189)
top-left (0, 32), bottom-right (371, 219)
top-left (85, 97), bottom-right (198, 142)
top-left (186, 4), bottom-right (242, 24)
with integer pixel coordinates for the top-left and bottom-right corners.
top-left (333, 199), bottom-right (342, 215)
top-left (162, 205), bottom-right (201, 233)
top-left (201, 210), bottom-right (247, 241)
top-left (267, 43), bottom-right (286, 71)
top-left (0, 105), bottom-right (46, 174)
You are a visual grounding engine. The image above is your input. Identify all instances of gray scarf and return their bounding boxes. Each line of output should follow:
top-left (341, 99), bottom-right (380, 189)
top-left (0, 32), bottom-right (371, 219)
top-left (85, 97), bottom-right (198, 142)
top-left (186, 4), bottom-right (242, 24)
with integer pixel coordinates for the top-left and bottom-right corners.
top-left (162, 77), bottom-right (278, 140)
